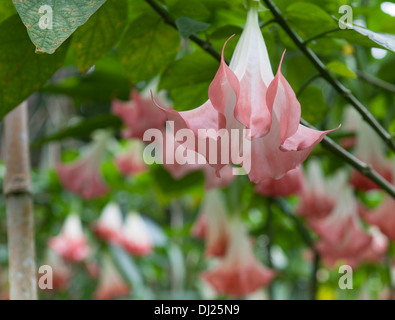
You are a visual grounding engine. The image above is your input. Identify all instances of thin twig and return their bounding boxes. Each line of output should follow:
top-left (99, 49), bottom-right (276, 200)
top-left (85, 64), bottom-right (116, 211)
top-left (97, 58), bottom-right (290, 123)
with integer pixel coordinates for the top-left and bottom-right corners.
top-left (356, 71), bottom-right (395, 94)
top-left (303, 27), bottom-right (341, 45)
top-left (262, 0), bottom-right (395, 152)
top-left (297, 73), bottom-right (320, 97)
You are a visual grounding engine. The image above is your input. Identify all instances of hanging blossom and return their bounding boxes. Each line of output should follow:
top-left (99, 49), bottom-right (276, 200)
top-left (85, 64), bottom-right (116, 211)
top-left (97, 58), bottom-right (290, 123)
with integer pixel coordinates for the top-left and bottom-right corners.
top-left (43, 250), bottom-right (72, 291)
top-left (309, 187), bottom-right (373, 268)
top-left (94, 255), bottom-right (130, 300)
top-left (56, 131), bottom-right (110, 200)
top-left (296, 160), bottom-right (344, 220)
top-left (152, 8), bottom-right (337, 183)
top-left (114, 139), bottom-right (147, 177)
top-left (191, 190), bottom-right (231, 257)
top-left (150, 126), bottom-right (236, 190)
top-left (202, 219), bottom-right (275, 297)
top-left (92, 202), bottom-right (124, 245)
top-left (120, 212), bottom-right (153, 256)
top-left (112, 89), bottom-right (169, 139)
top-left (48, 214), bottom-right (91, 263)
top-left (255, 166), bottom-right (304, 197)
top-left (349, 109), bottom-right (393, 191)
top-left (359, 193), bottom-right (395, 241)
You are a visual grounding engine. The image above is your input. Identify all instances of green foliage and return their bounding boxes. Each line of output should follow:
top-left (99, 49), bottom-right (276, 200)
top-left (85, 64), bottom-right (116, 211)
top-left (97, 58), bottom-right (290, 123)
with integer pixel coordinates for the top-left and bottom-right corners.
top-left (0, 14), bottom-right (67, 120)
top-left (118, 12), bottom-right (180, 83)
top-left (326, 61), bottom-right (357, 78)
top-left (71, 0), bottom-right (128, 73)
top-left (13, 0), bottom-right (106, 53)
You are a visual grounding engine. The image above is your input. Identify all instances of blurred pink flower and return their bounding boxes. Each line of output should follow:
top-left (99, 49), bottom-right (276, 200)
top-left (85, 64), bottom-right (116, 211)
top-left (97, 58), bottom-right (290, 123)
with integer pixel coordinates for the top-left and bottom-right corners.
top-left (94, 256), bottom-right (130, 300)
top-left (296, 161), bottom-right (343, 220)
top-left (153, 8), bottom-right (337, 183)
top-left (201, 190), bottom-right (231, 257)
top-left (360, 196), bottom-right (395, 241)
top-left (48, 214), bottom-right (90, 263)
top-left (115, 140), bottom-right (147, 176)
top-left (255, 166), bottom-right (304, 197)
top-left (112, 89), bottom-right (168, 139)
top-left (56, 131), bottom-right (109, 200)
top-left (358, 227), bottom-right (388, 264)
top-left (310, 188), bottom-right (372, 268)
top-left (120, 212), bottom-right (153, 256)
top-left (349, 110), bottom-right (393, 191)
top-left (92, 202), bottom-right (123, 245)
top-left (191, 212), bottom-right (207, 240)
top-left (202, 221), bottom-right (275, 297)
top-left (44, 250), bottom-right (72, 291)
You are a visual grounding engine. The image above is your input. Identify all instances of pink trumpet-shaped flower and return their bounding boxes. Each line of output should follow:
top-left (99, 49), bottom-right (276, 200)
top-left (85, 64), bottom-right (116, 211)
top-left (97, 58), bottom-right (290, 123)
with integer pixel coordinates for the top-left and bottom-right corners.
top-left (153, 9), bottom-right (337, 183)
top-left (191, 212), bottom-right (207, 240)
top-left (310, 188), bottom-right (372, 268)
top-left (200, 190), bottom-right (231, 257)
top-left (359, 195), bottom-right (395, 241)
top-left (112, 89), bottom-right (168, 139)
top-left (157, 127), bottom-right (236, 189)
top-left (202, 220), bottom-right (275, 297)
top-left (349, 110), bottom-right (393, 191)
top-left (92, 202), bottom-right (123, 245)
top-left (56, 131), bottom-right (110, 200)
top-left (120, 212), bottom-right (153, 256)
top-left (43, 250), bottom-right (72, 291)
top-left (296, 161), bottom-right (344, 220)
top-left (115, 140), bottom-right (147, 176)
top-left (358, 227), bottom-right (388, 264)
top-left (48, 214), bottom-right (90, 262)
top-left (94, 256), bottom-right (130, 300)
top-left (255, 166), bottom-right (304, 197)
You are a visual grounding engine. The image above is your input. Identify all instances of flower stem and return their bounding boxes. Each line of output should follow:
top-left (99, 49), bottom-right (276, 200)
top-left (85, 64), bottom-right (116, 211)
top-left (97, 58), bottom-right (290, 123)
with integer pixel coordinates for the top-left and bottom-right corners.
top-left (262, 0), bottom-right (395, 153)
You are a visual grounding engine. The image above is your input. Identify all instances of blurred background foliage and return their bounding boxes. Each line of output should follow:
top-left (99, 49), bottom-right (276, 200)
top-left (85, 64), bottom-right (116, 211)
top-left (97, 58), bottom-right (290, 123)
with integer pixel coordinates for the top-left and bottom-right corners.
top-left (0, 0), bottom-right (395, 300)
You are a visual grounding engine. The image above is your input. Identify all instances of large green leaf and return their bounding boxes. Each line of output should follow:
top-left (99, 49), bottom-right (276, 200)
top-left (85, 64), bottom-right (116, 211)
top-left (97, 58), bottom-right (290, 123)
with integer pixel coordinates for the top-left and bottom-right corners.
top-left (13, 0), bottom-right (106, 53)
top-left (159, 52), bottom-right (218, 110)
top-left (118, 12), bottom-right (180, 83)
top-left (71, 0), bottom-right (128, 73)
top-left (284, 2), bottom-right (336, 38)
top-left (0, 14), bottom-right (67, 120)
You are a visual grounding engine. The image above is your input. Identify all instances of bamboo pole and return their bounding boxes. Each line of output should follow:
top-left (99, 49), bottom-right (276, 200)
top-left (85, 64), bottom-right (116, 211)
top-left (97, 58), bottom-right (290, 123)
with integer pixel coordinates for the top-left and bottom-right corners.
top-left (3, 101), bottom-right (37, 300)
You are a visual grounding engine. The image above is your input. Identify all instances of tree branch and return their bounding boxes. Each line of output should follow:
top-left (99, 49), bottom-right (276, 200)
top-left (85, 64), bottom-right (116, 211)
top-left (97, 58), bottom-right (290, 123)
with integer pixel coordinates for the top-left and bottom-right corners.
top-left (4, 101), bottom-right (37, 300)
top-left (262, 0), bottom-right (395, 153)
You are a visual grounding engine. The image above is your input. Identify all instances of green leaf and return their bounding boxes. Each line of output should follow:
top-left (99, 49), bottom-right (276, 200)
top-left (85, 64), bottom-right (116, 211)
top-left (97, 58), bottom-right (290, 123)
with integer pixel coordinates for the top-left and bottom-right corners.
top-left (0, 14), bottom-right (67, 120)
top-left (166, 0), bottom-right (210, 20)
top-left (326, 61), bottom-right (356, 78)
top-left (336, 21), bottom-right (395, 52)
top-left (284, 3), bottom-right (336, 38)
top-left (71, 0), bottom-right (128, 73)
top-left (175, 17), bottom-right (209, 39)
top-left (159, 52), bottom-right (218, 110)
top-left (118, 12), bottom-right (180, 83)
top-left (13, 0), bottom-right (106, 54)
top-left (32, 114), bottom-right (122, 147)
top-left (299, 86), bottom-right (328, 125)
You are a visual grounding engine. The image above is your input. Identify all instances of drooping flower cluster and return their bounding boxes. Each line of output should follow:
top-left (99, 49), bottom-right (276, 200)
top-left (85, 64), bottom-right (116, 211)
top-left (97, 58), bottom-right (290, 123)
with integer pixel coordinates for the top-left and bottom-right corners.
top-left (94, 255), bottom-right (130, 300)
top-left (48, 214), bottom-right (91, 263)
top-left (56, 131), bottom-right (110, 200)
top-left (192, 190), bottom-right (274, 297)
top-left (92, 202), bottom-right (153, 257)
